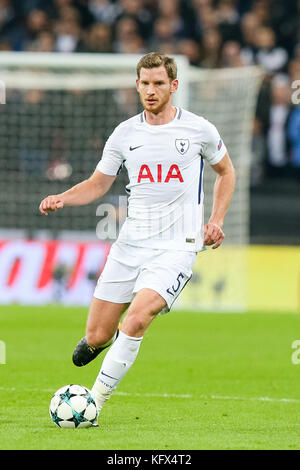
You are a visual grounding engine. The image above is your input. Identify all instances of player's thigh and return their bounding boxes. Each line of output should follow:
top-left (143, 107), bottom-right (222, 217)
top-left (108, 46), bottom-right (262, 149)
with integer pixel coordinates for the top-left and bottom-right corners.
top-left (134, 250), bottom-right (196, 314)
top-left (121, 288), bottom-right (166, 337)
top-left (86, 296), bottom-right (130, 346)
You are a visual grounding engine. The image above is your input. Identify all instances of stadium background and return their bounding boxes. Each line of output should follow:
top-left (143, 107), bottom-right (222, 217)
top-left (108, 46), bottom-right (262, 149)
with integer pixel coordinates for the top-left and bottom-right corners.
top-left (0, 0), bottom-right (299, 313)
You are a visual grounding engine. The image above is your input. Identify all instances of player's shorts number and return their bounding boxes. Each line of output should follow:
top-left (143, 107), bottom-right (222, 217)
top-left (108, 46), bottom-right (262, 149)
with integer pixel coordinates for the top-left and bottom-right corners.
top-left (166, 273), bottom-right (185, 297)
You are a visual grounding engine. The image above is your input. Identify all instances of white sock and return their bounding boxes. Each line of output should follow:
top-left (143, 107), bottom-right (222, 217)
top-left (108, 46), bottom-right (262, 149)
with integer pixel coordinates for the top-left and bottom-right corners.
top-left (91, 330), bottom-right (143, 412)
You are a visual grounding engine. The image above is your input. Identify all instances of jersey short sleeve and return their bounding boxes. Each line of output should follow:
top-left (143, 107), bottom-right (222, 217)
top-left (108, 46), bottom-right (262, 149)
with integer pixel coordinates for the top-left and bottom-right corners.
top-left (97, 125), bottom-right (125, 176)
top-left (201, 120), bottom-right (227, 166)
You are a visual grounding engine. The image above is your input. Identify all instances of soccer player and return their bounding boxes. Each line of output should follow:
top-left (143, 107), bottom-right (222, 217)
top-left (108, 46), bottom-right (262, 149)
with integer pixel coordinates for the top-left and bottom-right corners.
top-left (39, 52), bottom-right (235, 418)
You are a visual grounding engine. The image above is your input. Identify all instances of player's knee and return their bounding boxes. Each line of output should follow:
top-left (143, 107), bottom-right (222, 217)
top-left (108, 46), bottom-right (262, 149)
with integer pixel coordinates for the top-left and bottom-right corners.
top-left (122, 311), bottom-right (155, 337)
top-left (123, 316), bottom-right (145, 336)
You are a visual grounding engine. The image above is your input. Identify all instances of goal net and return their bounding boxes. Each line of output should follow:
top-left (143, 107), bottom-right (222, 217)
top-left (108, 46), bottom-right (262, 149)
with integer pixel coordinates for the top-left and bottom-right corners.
top-left (0, 52), bottom-right (263, 310)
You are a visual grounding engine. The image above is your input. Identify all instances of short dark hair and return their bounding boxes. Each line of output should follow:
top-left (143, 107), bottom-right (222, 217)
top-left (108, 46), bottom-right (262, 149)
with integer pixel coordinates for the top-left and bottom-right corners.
top-left (137, 52), bottom-right (177, 81)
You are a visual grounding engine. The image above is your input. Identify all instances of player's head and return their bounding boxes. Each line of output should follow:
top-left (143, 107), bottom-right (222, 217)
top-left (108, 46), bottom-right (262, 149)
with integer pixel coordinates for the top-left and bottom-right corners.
top-left (136, 52), bottom-right (178, 114)
top-left (137, 52), bottom-right (177, 82)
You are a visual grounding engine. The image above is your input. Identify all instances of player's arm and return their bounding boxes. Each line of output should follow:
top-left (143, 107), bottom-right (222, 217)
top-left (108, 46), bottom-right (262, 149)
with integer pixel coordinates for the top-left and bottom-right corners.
top-left (204, 152), bottom-right (235, 249)
top-left (39, 170), bottom-right (116, 215)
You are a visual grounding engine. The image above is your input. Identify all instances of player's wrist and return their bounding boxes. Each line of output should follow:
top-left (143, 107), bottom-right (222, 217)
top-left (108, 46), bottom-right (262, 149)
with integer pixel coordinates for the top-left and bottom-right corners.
top-left (207, 219), bottom-right (223, 228)
top-left (56, 193), bottom-right (66, 205)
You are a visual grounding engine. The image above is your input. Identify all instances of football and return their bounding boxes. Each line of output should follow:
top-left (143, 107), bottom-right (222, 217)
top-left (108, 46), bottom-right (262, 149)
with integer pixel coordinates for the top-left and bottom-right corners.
top-left (49, 384), bottom-right (98, 428)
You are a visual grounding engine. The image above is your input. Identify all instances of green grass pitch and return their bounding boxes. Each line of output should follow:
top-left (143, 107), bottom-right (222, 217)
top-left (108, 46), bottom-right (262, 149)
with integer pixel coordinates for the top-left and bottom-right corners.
top-left (1, 305), bottom-right (300, 450)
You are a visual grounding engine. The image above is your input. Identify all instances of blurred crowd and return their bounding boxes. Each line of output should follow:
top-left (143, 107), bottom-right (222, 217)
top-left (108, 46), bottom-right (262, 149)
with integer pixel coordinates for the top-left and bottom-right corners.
top-left (0, 0), bottom-right (299, 183)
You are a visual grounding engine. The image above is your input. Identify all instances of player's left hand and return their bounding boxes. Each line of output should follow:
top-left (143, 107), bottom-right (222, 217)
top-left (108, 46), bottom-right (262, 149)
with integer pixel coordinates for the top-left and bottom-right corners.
top-left (204, 222), bottom-right (225, 249)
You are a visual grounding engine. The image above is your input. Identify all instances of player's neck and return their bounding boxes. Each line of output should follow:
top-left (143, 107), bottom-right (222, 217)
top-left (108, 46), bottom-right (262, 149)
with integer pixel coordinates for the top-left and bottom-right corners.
top-left (144, 105), bottom-right (177, 126)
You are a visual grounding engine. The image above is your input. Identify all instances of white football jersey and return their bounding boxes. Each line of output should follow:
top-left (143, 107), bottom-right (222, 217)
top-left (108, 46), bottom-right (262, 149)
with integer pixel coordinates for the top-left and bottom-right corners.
top-left (97, 107), bottom-right (227, 252)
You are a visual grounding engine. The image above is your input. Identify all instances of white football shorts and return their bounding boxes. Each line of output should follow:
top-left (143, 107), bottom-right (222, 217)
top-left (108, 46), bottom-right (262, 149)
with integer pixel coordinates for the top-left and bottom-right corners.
top-left (94, 241), bottom-right (197, 313)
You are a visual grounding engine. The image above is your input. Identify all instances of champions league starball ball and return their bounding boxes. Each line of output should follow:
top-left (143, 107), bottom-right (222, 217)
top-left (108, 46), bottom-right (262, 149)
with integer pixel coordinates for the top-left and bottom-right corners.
top-left (49, 384), bottom-right (98, 428)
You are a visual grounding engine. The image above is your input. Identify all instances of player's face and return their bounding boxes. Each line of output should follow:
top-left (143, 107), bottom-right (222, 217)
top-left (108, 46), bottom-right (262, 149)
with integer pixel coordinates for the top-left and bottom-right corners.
top-left (136, 66), bottom-right (178, 114)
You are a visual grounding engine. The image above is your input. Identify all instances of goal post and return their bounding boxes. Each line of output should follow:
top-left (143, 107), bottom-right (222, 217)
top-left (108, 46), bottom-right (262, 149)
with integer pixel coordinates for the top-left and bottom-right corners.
top-left (188, 65), bottom-right (264, 246)
top-left (0, 52), bottom-right (263, 311)
top-left (182, 65), bottom-right (264, 312)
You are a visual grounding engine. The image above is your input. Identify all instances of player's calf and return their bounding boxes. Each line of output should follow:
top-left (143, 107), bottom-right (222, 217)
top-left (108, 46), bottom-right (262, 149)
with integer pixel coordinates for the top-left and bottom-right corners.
top-left (72, 329), bottom-right (119, 367)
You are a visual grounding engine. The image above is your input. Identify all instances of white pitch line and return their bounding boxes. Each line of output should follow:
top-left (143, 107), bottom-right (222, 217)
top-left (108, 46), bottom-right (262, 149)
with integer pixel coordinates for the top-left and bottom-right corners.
top-left (207, 394), bottom-right (300, 404)
top-left (114, 391), bottom-right (192, 399)
top-left (0, 386), bottom-right (191, 399)
top-left (115, 392), bottom-right (300, 403)
top-left (0, 386), bottom-right (300, 403)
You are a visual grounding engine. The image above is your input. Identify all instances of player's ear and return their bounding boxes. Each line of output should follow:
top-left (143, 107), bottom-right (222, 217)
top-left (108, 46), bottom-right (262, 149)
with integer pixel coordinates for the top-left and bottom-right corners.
top-left (170, 79), bottom-right (178, 94)
top-left (136, 78), bottom-right (140, 92)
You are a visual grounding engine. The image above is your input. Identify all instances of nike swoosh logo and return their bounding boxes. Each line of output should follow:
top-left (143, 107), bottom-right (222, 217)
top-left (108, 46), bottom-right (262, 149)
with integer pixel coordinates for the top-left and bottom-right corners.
top-left (129, 145), bottom-right (143, 151)
top-left (100, 371), bottom-right (118, 381)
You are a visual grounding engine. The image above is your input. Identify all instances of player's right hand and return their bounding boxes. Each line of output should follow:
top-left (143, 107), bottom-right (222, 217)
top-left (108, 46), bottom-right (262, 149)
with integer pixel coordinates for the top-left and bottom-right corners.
top-left (204, 222), bottom-right (225, 249)
top-left (39, 195), bottom-right (64, 216)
